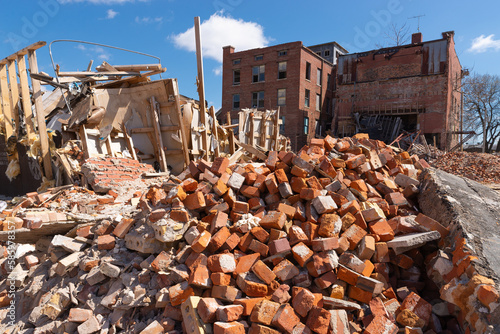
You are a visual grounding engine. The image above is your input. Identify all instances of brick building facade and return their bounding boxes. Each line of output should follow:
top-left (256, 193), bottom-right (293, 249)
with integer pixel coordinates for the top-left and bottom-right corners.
top-left (220, 42), bottom-right (341, 150)
top-left (334, 32), bottom-right (463, 149)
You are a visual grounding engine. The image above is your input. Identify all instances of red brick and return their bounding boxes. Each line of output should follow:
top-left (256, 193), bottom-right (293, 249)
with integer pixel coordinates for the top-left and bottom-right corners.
top-left (252, 260), bottom-right (276, 285)
top-left (214, 321), bottom-right (245, 334)
top-left (259, 211), bottom-right (286, 230)
top-left (250, 300), bottom-right (280, 326)
top-left (306, 307), bottom-right (331, 334)
top-left (97, 235), bottom-right (115, 250)
top-left (271, 304), bottom-right (300, 333)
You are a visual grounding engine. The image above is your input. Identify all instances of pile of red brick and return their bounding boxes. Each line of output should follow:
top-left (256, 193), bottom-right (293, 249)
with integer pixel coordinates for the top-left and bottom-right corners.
top-left (1, 134), bottom-right (475, 334)
top-left (431, 151), bottom-right (500, 185)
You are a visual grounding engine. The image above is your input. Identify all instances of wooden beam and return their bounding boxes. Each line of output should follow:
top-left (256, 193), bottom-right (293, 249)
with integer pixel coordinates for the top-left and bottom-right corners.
top-left (249, 112), bottom-right (255, 154)
top-left (28, 49), bottom-right (53, 180)
top-left (228, 129), bottom-right (235, 155)
top-left (149, 96), bottom-right (168, 172)
top-left (122, 124), bottom-right (138, 161)
top-left (7, 59), bottom-right (20, 135)
top-left (194, 16), bottom-right (210, 159)
top-left (17, 55), bottom-right (35, 138)
top-left (130, 125), bottom-right (180, 133)
top-left (172, 79), bottom-right (190, 167)
top-left (210, 106), bottom-right (220, 158)
top-left (1, 41), bottom-right (46, 63)
top-left (228, 147), bottom-right (244, 165)
top-left (235, 139), bottom-right (267, 161)
top-left (96, 61), bottom-right (118, 72)
top-left (57, 70), bottom-right (141, 77)
top-left (274, 107), bottom-right (280, 151)
top-left (0, 64), bottom-right (13, 139)
top-left (79, 125), bottom-right (90, 160)
top-left (96, 64), bottom-right (162, 72)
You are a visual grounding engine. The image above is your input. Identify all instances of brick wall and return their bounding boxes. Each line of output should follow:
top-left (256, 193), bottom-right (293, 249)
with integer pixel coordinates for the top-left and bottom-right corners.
top-left (221, 42), bottom-right (335, 150)
top-left (334, 33), bottom-right (462, 150)
top-left (81, 157), bottom-right (155, 193)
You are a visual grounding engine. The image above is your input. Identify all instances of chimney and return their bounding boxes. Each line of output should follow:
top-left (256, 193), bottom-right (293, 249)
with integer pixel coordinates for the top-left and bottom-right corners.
top-left (412, 32), bottom-right (423, 44)
top-left (223, 45), bottom-right (235, 54)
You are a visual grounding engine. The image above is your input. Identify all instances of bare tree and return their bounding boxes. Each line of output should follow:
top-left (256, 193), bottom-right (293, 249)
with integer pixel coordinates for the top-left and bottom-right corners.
top-left (375, 23), bottom-right (411, 48)
top-left (462, 73), bottom-right (500, 152)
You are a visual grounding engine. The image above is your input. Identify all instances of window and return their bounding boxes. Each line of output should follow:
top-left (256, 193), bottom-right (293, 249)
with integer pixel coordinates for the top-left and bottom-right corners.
top-left (305, 62), bottom-right (311, 80)
top-left (304, 117), bottom-right (309, 135)
top-left (279, 116), bottom-right (285, 134)
top-left (305, 89), bottom-right (310, 108)
top-left (317, 68), bottom-right (322, 86)
top-left (278, 50), bottom-right (287, 57)
top-left (316, 51), bottom-right (321, 56)
top-left (252, 65), bottom-right (265, 82)
top-left (325, 97), bottom-right (331, 114)
top-left (233, 69), bottom-right (240, 85)
top-left (315, 119), bottom-right (321, 136)
top-left (232, 94), bottom-right (240, 109)
top-left (255, 54), bottom-right (263, 61)
top-left (327, 73), bottom-right (331, 89)
top-left (252, 91), bottom-right (265, 108)
top-left (278, 62), bottom-right (287, 79)
top-left (233, 59), bottom-right (241, 65)
top-left (316, 94), bottom-right (321, 111)
top-left (324, 50), bottom-right (331, 57)
top-left (277, 88), bottom-right (286, 106)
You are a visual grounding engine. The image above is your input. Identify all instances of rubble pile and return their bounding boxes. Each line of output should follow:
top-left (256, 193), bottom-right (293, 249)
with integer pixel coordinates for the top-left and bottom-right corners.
top-left (2, 134), bottom-right (497, 334)
top-left (431, 151), bottom-right (500, 185)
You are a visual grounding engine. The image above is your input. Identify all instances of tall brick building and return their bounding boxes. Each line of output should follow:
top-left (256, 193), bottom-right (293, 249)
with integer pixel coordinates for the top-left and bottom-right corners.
top-left (334, 32), bottom-right (463, 149)
top-left (221, 42), bottom-right (345, 150)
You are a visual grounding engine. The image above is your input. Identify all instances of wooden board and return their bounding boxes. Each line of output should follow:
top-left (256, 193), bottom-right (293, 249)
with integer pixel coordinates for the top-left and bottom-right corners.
top-left (0, 64), bottom-right (13, 139)
top-left (7, 60), bottom-right (20, 135)
top-left (17, 55), bottom-right (35, 137)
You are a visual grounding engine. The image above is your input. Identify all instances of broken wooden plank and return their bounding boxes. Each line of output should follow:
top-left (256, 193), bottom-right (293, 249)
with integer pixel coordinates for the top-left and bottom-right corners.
top-left (235, 139), bottom-right (267, 161)
top-left (130, 125), bottom-right (180, 133)
top-left (228, 147), bottom-right (244, 165)
top-left (172, 78), bottom-right (190, 167)
top-left (7, 59), bottom-right (20, 135)
top-left (194, 16), bottom-right (210, 160)
top-left (17, 54), bottom-right (35, 137)
top-left (0, 64), bottom-right (13, 139)
top-left (149, 96), bottom-right (168, 172)
top-left (28, 48), bottom-right (53, 179)
top-left (122, 124), bottom-right (138, 161)
top-left (57, 70), bottom-right (141, 77)
top-left (96, 63), bottom-right (162, 72)
top-left (79, 125), bottom-right (90, 160)
top-left (210, 106), bottom-right (220, 158)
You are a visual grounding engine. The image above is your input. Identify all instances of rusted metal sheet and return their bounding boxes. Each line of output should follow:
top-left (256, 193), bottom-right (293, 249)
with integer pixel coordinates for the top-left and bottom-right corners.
top-left (422, 40), bottom-right (447, 75)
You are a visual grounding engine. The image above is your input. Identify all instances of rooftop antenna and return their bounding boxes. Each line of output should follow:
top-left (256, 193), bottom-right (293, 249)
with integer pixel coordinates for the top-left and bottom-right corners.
top-left (408, 14), bottom-right (426, 32)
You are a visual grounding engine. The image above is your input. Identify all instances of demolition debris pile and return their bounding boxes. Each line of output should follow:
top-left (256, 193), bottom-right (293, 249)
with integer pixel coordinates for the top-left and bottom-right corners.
top-left (1, 134), bottom-right (499, 334)
top-left (431, 151), bottom-right (500, 185)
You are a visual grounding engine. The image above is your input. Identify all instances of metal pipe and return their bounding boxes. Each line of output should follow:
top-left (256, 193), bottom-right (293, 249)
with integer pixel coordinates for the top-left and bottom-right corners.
top-left (48, 39), bottom-right (163, 113)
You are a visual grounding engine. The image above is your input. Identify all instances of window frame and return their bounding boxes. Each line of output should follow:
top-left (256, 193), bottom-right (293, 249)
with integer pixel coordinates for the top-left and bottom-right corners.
top-left (233, 58), bottom-right (241, 65)
top-left (278, 61), bottom-right (287, 79)
top-left (278, 50), bottom-right (287, 57)
top-left (324, 50), bottom-right (331, 57)
top-left (305, 89), bottom-right (310, 108)
top-left (252, 65), bottom-right (265, 83)
top-left (232, 94), bottom-right (240, 110)
top-left (233, 69), bottom-right (240, 85)
top-left (305, 62), bottom-right (311, 80)
top-left (252, 91), bottom-right (265, 108)
top-left (304, 117), bottom-right (309, 135)
top-left (316, 93), bottom-right (321, 111)
top-left (254, 54), bottom-right (263, 61)
top-left (317, 68), bottom-right (322, 86)
top-left (277, 88), bottom-right (286, 106)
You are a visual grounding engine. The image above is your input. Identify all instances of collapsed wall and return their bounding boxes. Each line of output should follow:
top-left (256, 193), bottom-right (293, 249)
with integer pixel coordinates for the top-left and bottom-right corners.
top-left (418, 168), bottom-right (500, 333)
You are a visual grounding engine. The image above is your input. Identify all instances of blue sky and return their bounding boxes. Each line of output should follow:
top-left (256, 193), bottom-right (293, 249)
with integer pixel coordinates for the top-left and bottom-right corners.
top-left (1, 0), bottom-right (500, 110)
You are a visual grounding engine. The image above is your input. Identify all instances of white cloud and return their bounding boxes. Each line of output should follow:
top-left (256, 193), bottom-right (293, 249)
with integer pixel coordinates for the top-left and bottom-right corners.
top-left (468, 34), bottom-right (500, 53)
top-left (106, 9), bottom-right (118, 19)
top-left (213, 65), bottom-right (222, 76)
top-left (171, 12), bottom-right (271, 63)
top-left (76, 44), bottom-right (86, 51)
top-left (135, 16), bottom-right (163, 24)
